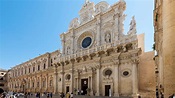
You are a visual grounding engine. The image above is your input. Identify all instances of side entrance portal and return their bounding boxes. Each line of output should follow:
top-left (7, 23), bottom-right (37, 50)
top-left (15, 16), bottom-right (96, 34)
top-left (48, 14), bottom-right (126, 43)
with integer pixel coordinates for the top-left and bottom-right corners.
top-left (105, 85), bottom-right (111, 96)
top-left (81, 78), bottom-right (88, 95)
top-left (66, 86), bottom-right (69, 93)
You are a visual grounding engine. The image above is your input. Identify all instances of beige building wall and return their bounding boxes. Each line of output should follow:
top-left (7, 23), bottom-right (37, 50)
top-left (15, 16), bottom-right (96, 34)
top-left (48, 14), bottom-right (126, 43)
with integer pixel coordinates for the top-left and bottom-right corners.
top-left (162, 0), bottom-right (175, 97)
top-left (154, 0), bottom-right (175, 97)
top-left (137, 34), bottom-right (156, 98)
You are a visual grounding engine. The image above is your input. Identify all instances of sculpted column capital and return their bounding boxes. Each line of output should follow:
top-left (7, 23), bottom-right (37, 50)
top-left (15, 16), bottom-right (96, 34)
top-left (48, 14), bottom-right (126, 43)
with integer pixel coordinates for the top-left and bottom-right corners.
top-left (131, 58), bottom-right (139, 64)
top-left (95, 64), bottom-right (101, 69)
top-left (60, 72), bottom-right (65, 75)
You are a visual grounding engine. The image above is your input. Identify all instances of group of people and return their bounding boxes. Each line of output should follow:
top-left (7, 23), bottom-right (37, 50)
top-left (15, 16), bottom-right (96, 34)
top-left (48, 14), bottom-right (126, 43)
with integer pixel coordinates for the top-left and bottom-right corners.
top-left (60, 92), bottom-right (73, 98)
top-left (35, 92), bottom-right (53, 98)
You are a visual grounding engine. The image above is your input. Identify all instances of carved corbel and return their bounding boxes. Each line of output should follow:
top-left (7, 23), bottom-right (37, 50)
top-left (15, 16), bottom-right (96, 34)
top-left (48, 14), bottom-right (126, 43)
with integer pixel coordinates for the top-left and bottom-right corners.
top-left (76, 57), bottom-right (81, 63)
top-left (131, 58), bottom-right (139, 64)
top-left (122, 45), bottom-right (127, 52)
top-left (65, 60), bottom-right (69, 65)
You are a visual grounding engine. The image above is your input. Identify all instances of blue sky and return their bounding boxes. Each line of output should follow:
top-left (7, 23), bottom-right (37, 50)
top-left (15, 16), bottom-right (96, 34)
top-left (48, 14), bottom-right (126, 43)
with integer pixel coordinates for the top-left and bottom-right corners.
top-left (0, 0), bottom-right (154, 70)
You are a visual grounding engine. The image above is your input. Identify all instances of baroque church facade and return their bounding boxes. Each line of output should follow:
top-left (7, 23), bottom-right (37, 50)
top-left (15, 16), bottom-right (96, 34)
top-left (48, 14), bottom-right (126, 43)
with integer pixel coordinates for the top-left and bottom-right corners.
top-left (7, 0), bottom-right (156, 97)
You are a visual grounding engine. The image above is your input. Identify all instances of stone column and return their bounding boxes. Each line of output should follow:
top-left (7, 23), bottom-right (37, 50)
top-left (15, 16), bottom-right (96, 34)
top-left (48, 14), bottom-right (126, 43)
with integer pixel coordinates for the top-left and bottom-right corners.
top-left (60, 63), bottom-right (65, 93)
top-left (70, 60), bottom-right (75, 93)
top-left (70, 29), bottom-right (75, 54)
top-left (88, 77), bottom-right (90, 88)
top-left (132, 60), bottom-right (138, 97)
top-left (60, 33), bottom-right (65, 55)
top-left (54, 64), bottom-right (58, 94)
top-left (90, 75), bottom-right (93, 96)
top-left (46, 74), bottom-right (48, 92)
top-left (39, 75), bottom-right (42, 92)
top-left (114, 63), bottom-right (119, 97)
top-left (162, 0), bottom-right (175, 97)
top-left (113, 12), bottom-right (119, 42)
top-left (96, 15), bottom-right (101, 46)
top-left (96, 65), bottom-right (101, 96)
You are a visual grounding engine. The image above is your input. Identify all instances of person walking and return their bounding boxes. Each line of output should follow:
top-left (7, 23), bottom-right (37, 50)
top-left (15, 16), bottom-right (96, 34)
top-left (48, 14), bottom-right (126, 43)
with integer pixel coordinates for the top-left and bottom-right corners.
top-left (60, 92), bottom-right (64, 98)
top-left (50, 92), bottom-right (52, 98)
top-left (66, 92), bottom-right (70, 98)
top-left (47, 92), bottom-right (49, 98)
top-left (70, 92), bottom-right (73, 98)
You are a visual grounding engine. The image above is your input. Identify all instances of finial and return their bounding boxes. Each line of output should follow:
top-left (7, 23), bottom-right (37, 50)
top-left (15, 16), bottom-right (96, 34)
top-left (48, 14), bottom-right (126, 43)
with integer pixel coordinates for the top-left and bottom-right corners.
top-left (85, 0), bottom-right (89, 4)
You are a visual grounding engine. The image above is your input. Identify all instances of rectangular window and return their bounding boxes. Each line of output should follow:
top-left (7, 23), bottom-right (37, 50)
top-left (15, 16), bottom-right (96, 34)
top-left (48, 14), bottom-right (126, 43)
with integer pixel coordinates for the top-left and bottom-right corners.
top-left (25, 68), bottom-right (26, 74)
top-left (38, 65), bottom-right (40, 70)
top-left (33, 67), bottom-right (35, 72)
top-left (28, 83), bottom-right (30, 88)
top-left (43, 64), bottom-right (46, 69)
top-left (33, 82), bottom-right (34, 87)
top-left (43, 81), bottom-right (45, 87)
top-left (29, 68), bottom-right (30, 73)
top-left (37, 82), bottom-right (39, 87)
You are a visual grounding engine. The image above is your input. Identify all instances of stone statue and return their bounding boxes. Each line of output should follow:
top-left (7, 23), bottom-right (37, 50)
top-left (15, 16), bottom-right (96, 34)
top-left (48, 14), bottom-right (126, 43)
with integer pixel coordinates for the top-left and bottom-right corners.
top-left (129, 16), bottom-right (136, 30)
top-left (127, 16), bottom-right (136, 35)
top-left (105, 33), bottom-right (111, 43)
top-left (67, 46), bottom-right (70, 54)
top-left (85, 0), bottom-right (89, 4)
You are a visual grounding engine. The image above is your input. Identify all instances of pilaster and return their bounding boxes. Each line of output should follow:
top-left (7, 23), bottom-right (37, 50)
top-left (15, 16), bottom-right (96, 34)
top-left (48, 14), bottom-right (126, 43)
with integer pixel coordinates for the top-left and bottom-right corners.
top-left (95, 65), bottom-right (101, 96)
top-left (113, 61), bottom-right (119, 97)
top-left (96, 15), bottom-right (101, 46)
top-left (132, 59), bottom-right (139, 97)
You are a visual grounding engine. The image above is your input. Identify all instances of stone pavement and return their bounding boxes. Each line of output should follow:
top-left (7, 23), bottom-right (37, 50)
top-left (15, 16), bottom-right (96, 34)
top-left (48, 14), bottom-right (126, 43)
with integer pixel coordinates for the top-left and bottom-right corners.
top-left (22, 94), bottom-right (131, 98)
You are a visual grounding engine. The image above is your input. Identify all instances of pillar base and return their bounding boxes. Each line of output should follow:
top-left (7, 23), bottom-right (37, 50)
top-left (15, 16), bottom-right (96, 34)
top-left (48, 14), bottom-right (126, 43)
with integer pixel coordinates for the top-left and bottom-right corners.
top-left (132, 93), bottom-right (138, 98)
top-left (95, 92), bottom-right (99, 96)
top-left (114, 93), bottom-right (119, 97)
top-left (90, 91), bottom-right (94, 96)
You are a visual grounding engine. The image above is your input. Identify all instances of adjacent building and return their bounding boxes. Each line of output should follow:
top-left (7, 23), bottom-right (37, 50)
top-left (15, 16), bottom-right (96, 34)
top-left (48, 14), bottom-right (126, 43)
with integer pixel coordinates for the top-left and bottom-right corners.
top-left (7, 0), bottom-right (156, 97)
top-left (0, 68), bottom-right (7, 91)
top-left (154, 0), bottom-right (175, 97)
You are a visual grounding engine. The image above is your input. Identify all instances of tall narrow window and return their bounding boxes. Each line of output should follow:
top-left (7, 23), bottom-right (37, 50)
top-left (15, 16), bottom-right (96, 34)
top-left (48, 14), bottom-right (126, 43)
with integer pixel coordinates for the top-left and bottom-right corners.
top-left (25, 68), bottom-right (26, 74)
top-left (29, 68), bottom-right (30, 73)
top-left (51, 59), bottom-right (53, 63)
top-left (21, 68), bottom-right (23, 75)
top-left (37, 82), bottom-right (39, 87)
top-left (32, 82), bottom-right (34, 87)
top-left (43, 63), bottom-right (46, 69)
top-left (38, 65), bottom-right (40, 70)
top-left (43, 80), bottom-right (45, 87)
top-left (33, 67), bottom-right (35, 72)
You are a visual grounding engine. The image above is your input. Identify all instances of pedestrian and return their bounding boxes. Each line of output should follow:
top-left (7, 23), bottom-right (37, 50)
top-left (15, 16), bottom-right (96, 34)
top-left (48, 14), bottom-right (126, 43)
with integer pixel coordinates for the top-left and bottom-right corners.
top-left (50, 92), bottom-right (52, 98)
top-left (0, 88), bottom-right (5, 98)
top-left (81, 90), bottom-right (83, 95)
top-left (60, 92), bottom-right (64, 98)
top-left (66, 92), bottom-right (70, 98)
top-left (47, 92), bottom-right (49, 98)
top-left (70, 92), bottom-right (73, 98)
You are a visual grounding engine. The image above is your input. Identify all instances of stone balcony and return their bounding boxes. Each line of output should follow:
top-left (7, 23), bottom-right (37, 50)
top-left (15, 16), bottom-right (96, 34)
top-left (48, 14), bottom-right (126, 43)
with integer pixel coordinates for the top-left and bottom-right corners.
top-left (55, 36), bottom-right (138, 64)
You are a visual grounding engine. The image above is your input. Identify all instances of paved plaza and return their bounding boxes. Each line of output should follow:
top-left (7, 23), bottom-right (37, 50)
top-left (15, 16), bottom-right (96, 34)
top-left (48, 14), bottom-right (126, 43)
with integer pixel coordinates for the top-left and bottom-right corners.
top-left (19, 94), bottom-right (131, 98)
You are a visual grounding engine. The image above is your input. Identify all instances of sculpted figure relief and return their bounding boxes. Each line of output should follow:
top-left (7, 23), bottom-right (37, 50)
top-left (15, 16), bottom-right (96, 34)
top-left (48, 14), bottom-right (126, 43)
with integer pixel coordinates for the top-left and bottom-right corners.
top-left (105, 33), bottom-right (111, 43)
top-left (67, 46), bottom-right (70, 55)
